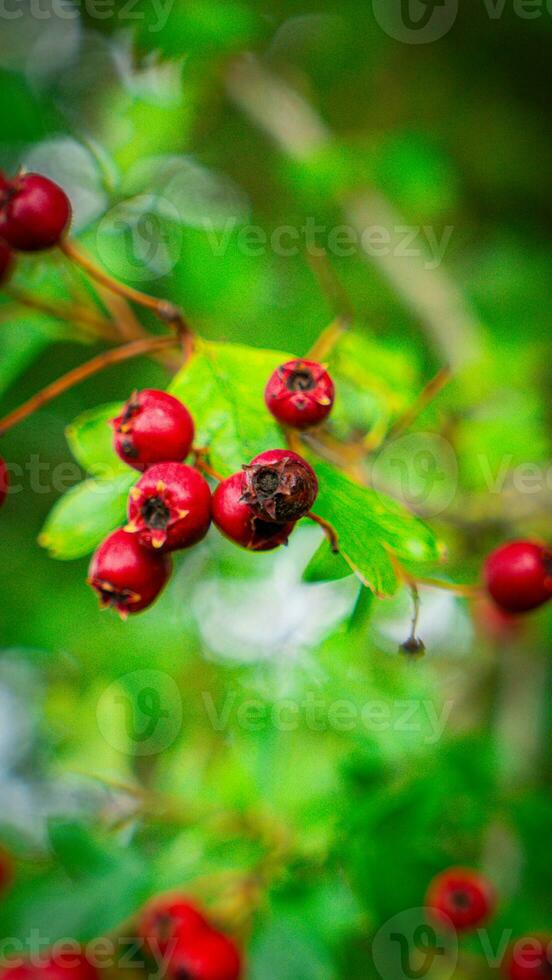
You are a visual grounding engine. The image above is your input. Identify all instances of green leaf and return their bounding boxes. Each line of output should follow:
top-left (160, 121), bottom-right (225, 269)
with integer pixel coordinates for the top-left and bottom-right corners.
top-left (66, 402), bottom-right (126, 477)
top-left (303, 540), bottom-right (353, 583)
top-left (39, 473), bottom-right (134, 560)
top-left (312, 461), bottom-right (439, 595)
top-left (169, 340), bottom-right (293, 475)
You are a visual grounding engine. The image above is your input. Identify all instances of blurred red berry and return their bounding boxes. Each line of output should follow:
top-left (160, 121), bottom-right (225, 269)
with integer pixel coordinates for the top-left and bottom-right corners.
top-left (212, 472), bottom-right (294, 550)
top-left (0, 173), bottom-right (71, 251)
top-left (241, 449), bottom-right (318, 523)
top-left (425, 868), bottom-right (496, 932)
top-left (111, 390), bottom-right (194, 473)
top-left (0, 847), bottom-right (13, 895)
top-left (169, 930), bottom-right (241, 980)
top-left (0, 239), bottom-right (14, 283)
top-left (138, 894), bottom-right (208, 958)
top-left (485, 540), bottom-right (552, 613)
top-left (0, 458), bottom-right (9, 509)
top-left (264, 358), bottom-right (335, 429)
top-left (503, 936), bottom-right (552, 979)
top-left (88, 528), bottom-right (172, 617)
top-left (127, 462), bottom-right (211, 552)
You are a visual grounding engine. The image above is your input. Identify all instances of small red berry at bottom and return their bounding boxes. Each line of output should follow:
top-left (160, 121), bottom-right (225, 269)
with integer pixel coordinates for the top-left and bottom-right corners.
top-left (0, 239), bottom-right (14, 283)
top-left (485, 540), bottom-right (552, 613)
top-left (88, 528), bottom-right (171, 617)
top-left (503, 936), bottom-right (552, 979)
top-left (0, 457), bottom-right (9, 509)
top-left (0, 173), bottom-right (71, 251)
top-left (241, 449), bottom-right (318, 523)
top-left (265, 358), bottom-right (335, 429)
top-left (111, 389), bottom-right (195, 472)
top-left (127, 462), bottom-right (212, 552)
top-left (425, 867), bottom-right (495, 932)
top-left (169, 930), bottom-right (242, 980)
top-left (138, 894), bottom-right (208, 957)
top-left (212, 472), bottom-right (294, 551)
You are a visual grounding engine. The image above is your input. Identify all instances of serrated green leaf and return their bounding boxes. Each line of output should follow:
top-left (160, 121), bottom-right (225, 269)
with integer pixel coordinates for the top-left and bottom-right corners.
top-left (312, 461), bottom-right (439, 595)
top-left (66, 402), bottom-right (126, 477)
top-left (303, 540), bottom-right (353, 583)
top-left (169, 340), bottom-right (293, 475)
top-left (39, 473), bottom-right (134, 560)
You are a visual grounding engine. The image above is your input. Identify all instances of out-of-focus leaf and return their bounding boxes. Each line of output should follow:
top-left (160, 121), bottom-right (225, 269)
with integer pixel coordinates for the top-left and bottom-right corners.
top-left (39, 473), bottom-right (134, 560)
top-left (66, 402), bottom-right (126, 477)
top-left (169, 340), bottom-right (292, 475)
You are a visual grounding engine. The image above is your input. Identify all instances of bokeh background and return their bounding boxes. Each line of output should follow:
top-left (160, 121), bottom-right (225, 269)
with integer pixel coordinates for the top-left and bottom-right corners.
top-left (0, 0), bottom-right (551, 977)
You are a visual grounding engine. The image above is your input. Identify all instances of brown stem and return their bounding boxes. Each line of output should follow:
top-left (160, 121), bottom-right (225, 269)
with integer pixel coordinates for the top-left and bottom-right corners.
top-left (306, 511), bottom-right (339, 552)
top-left (60, 239), bottom-right (193, 346)
top-left (193, 449), bottom-right (224, 483)
top-left (385, 365), bottom-right (452, 443)
top-left (4, 285), bottom-right (116, 342)
top-left (0, 336), bottom-right (176, 437)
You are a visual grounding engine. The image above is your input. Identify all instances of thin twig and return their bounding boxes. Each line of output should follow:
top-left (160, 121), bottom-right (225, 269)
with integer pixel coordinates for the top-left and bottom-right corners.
top-left (306, 511), bottom-right (339, 552)
top-left (0, 336), bottom-right (176, 437)
top-left (5, 285), bottom-right (116, 342)
top-left (385, 366), bottom-right (452, 443)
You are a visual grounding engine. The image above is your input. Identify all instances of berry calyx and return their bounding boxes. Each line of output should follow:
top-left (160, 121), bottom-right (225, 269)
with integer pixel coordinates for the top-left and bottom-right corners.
top-left (425, 868), bottom-right (496, 933)
top-left (168, 930), bottom-right (242, 980)
top-left (484, 540), bottom-right (552, 613)
top-left (138, 894), bottom-right (209, 958)
top-left (0, 173), bottom-right (71, 251)
top-left (241, 449), bottom-right (318, 523)
top-left (0, 239), bottom-right (14, 283)
top-left (503, 935), bottom-right (552, 979)
top-left (0, 457), bottom-right (9, 509)
top-left (212, 472), bottom-right (295, 551)
top-left (265, 358), bottom-right (335, 429)
top-left (88, 528), bottom-right (171, 617)
top-left (111, 389), bottom-right (195, 472)
top-left (126, 462), bottom-right (211, 552)
top-left (399, 637), bottom-right (426, 657)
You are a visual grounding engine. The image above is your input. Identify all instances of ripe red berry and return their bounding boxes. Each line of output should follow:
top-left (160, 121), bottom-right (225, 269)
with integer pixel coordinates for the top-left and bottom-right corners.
top-left (88, 528), bottom-right (171, 617)
top-left (0, 239), bottom-right (14, 283)
top-left (0, 457), bottom-right (9, 509)
top-left (425, 868), bottom-right (496, 933)
top-left (127, 462), bottom-right (211, 552)
top-left (241, 449), bottom-right (318, 523)
top-left (111, 390), bottom-right (195, 473)
top-left (484, 540), bottom-right (552, 613)
top-left (0, 173), bottom-right (71, 251)
top-left (138, 894), bottom-right (208, 958)
top-left (212, 472), bottom-right (295, 551)
top-left (503, 936), bottom-right (552, 979)
top-left (265, 358), bottom-right (335, 429)
top-left (168, 930), bottom-right (242, 980)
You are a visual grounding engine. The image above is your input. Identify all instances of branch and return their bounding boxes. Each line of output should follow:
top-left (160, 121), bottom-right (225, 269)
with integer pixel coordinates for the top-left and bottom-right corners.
top-left (306, 511), bottom-right (339, 552)
top-left (4, 285), bottom-right (116, 342)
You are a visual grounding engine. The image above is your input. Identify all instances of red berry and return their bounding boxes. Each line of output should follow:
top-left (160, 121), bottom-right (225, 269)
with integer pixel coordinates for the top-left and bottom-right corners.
top-left (425, 868), bottom-right (496, 933)
top-left (126, 462), bottom-right (211, 552)
top-left (484, 540), bottom-right (552, 613)
top-left (265, 359), bottom-right (335, 429)
top-left (138, 894), bottom-right (208, 958)
top-left (111, 390), bottom-right (195, 473)
top-left (168, 930), bottom-right (242, 980)
top-left (0, 847), bottom-right (13, 895)
top-left (241, 449), bottom-right (318, 523)
top-left (0, 173), bottom-right (71, 251)
top-left (0, 239), bottom-right (14, 283)
top-left (212, 472), bottom-right (295, 551)
top-left (0, 457), bottom-right (9, 509)
top-left (88, 528), bottom-right (171, 617)
top-left (504, 936), bottom-right (552, 979)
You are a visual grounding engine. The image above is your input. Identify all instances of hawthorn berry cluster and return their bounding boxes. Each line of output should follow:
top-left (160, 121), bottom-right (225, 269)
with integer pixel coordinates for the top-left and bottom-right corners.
top-left (138, 892), bottom-right (241, 980)
top-left (88, 364), bottom-right (331, 617)
top-left (425, 868), bottom-right (552, 978)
